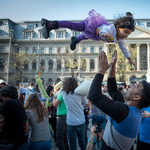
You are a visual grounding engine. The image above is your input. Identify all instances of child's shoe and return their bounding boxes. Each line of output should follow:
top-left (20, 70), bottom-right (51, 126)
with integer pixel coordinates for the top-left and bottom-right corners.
top-left (70, 36), bottom-right (77, 50)
top-left (41, 18), bottom-right (58, 39)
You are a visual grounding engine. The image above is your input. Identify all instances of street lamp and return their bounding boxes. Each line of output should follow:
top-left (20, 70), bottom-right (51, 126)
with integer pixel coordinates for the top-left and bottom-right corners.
top-left (7, 29), bottom-right (14, 84)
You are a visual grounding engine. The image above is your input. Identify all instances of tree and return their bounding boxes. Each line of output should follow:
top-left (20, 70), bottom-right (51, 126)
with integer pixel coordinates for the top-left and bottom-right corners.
top-left (9, 50), bottom-right (36, 85)
top-left (108, 44), bottom-right (137, 82)
top-left (57, 50), bottom-right (86, 78)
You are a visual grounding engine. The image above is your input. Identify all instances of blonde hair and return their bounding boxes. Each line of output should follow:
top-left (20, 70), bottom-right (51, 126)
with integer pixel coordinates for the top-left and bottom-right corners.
top-left (24, 94), bottom-right (48, 122)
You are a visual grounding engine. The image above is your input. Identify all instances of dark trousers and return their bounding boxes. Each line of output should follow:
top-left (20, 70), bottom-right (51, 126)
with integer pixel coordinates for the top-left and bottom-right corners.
top-left (49, 116), bottom-right (57, 143)
top-left (56, 115), bottom-right (69, 150)
top-left (58, 21), bottom-right (88, 43)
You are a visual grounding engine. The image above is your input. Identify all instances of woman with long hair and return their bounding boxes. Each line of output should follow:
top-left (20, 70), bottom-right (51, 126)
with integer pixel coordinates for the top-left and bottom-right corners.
top-left (25, 94), bottom-right (51, 150)
top-left (62, 77), bottom-right (89, 150)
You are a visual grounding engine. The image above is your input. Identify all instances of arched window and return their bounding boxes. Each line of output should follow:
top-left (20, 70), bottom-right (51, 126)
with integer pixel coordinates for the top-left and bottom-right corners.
top-left (90, 59), bottom-right (95, 70)
top-left (49, 60), bottom-right (53, 70)
top-left (56, 78), bottom-right (61, 83)
top-left (81, 59), bottom-right (86, 71)
top-left (73, 59), bottom-right (78, 69)
top-left (24, 78), bottom-right (28, 82)
top-left (48, 78), bottom-right (53, 85)
top-left (32, 60), bottom-right (37, 70)
top-left (65, 59), bottom-right (69, 71)
top-left (41, 60), bottom-right (45, 71)
top-left (57, 59), bottom-right (61, 70)
top-left (32, 78), bottom-right (36, 83)
top-left (24, 60), bottom-right (28, 70)
top-left (0, 59), bottom-right (4, 70)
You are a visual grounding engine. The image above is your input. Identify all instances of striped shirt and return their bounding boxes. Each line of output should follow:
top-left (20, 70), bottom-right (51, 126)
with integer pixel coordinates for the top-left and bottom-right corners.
top-left (26, 109), bottom-right (51, 142)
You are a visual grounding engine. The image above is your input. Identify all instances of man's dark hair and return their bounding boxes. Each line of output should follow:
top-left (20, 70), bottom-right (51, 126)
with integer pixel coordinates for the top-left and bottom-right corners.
top-left (0, 85), bottom-right (18, 99)
top-left (118, 86), bottom-right (123, 92)
top-left (0, 82), bottom-right (6, 86)
top-left (138, 80), bottom-right (150, 108)
top-left (35, 84), bottom-right (38, 88)
top-left (30, 82), bottom-right (34, 86)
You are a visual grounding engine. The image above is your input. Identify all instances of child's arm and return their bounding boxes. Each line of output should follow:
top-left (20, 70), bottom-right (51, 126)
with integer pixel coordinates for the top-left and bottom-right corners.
top-left (118, 40), bottom-right (135, 66)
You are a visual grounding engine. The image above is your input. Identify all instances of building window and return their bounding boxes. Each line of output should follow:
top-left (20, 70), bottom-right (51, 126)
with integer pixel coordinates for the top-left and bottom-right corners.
top-left (90, 59), bottom-right (95, 70)
top-left (57, 48), bottom-right (61, 53)
top-left (48, 78), bottom-right (53, 85)
top-left (56, 31), bottom-right (63, 38)
top-left (41, 60), bottom-right (45, 71)
top-left (26, 32), bottom-right (31, 39)
top-left (32, 60), bottom-right (37, 70)
top-left (91, 47), bottom-right (94, 53)
top-left (57, 59), bottom-right (61, 70)
top-left (73, 59), bottom-right (78, 69)
top-left (24, 60), bottom-right (28, 70)
top-left (32, 78), bottom-right (36, 83)
top-left (25, 47), bottom-right (28, 53)
top-left (82, 47), bottom-right (86, 53)
top-left (56, 78), bottom-right (61, 83)
top-left (33, 32), bottom-right (37, 38)
top-left (99, 46), bottom-right (103, 52)
top-left (41, 47), bottom-right (45, 54)
top-left (33, 47), bottom-right (37, 54)
top-left (17, 47), bottom-right (21, 53)
top-left (50, 32), bottom-right (53, 38)
top-left (49, 47), bottom-right (53, 53)
top-left (81, 59), bottom-right (86, 71)
top-left (1, 46), bottom-right (5, 53)
top-left (73, 31), bottom-right (79, 37)
top-left (65, 60), bottom-right (69, 71)
top-left (0, 59), bottom-right (4, 70)
top-left (27, 24), bottom-right (34, 29)
top-left (140, 45), bottom-right (147, 70)
top-left (49, 60), bottom-right (53, 70)
top-left (65, 32), bottom-right (69, 38)
top-left (147, 22), bottom-right (150, 27)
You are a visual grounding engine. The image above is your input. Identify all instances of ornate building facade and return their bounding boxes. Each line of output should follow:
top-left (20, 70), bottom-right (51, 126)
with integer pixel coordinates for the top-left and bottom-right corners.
top-left (0, 18), bottom-right (150, 85)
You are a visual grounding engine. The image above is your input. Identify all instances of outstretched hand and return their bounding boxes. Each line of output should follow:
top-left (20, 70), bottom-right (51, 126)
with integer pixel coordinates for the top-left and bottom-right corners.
top-left (98, 51), bottom-right (108, 75)
top-left (101, 32), bottom-right (114, 43)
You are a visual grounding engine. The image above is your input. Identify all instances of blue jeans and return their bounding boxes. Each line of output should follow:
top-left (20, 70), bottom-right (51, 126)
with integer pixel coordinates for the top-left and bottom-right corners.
top-left (92, 115), bottom-right (106, 129)
top-left (26, 140), bottom-right (51, 150)
top-left (67, 123), bottom-right (86, 150)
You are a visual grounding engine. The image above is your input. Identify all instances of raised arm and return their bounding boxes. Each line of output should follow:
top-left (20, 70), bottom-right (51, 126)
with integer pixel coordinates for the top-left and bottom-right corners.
top-left (108, 50), bottom-right (124, 103)
top-left (88, 51), bottom-right (129, 123)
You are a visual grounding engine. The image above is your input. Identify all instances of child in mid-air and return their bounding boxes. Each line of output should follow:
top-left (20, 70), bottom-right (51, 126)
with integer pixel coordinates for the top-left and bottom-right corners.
top-left (41, 10), bottom-right (135, 66)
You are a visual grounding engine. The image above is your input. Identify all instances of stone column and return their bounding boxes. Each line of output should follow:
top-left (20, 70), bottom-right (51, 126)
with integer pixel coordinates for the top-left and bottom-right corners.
top-left (147, 44), bottom-right (150, 70)
top-left (137, 44), bottom-right (141, 71)
top-left (95, 57), bottom-right (98, 72)
top-left (86, 58), bottom-right (90, 72)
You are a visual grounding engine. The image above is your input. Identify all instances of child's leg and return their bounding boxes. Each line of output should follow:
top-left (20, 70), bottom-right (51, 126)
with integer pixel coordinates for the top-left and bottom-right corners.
top-left (58, 21), bottom-right (85, 31)
top-left (70, 33), bottom-right (88, 50)
top-left (76, 33), bottom-right (88, 43)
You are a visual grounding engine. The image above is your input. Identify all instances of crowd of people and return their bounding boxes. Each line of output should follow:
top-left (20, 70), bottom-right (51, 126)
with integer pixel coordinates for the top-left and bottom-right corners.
top-left (0, 50), bottom-right (150, 150)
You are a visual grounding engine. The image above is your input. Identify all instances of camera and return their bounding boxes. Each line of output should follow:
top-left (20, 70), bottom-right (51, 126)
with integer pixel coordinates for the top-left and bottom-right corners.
top-left (94, 123), bottom-right (102, 133)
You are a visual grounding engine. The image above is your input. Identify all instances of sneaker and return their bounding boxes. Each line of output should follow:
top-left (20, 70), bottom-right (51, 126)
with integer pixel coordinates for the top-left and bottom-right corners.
top-left (70, 36), bottom-right (77, 50)
top-left (41, 18), bottom-right (58, 39)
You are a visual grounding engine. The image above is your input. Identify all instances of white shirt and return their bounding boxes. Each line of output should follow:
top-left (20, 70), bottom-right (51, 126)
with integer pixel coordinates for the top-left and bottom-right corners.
top-left (97, 24), bottom-right (130, 58)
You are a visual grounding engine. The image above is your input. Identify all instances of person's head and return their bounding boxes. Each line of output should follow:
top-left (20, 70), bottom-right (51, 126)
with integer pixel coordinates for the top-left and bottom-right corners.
top-left (30, 82), bottom-right (34, 87)
top-left (46, 85), bottom-right (54, 97)
top-left (92, 123), bottom-right (103, 142)
top-left (0, 85), bottom-right (18, 102)
top-left (18, 93), bottom-right (26, 105)
top-left (24, 94), bottom-right (48, 122)
top-left (0, 82), bottom-right (6, 88)
top-left (62, 77), bottom-right (78, 95)
top-left (114, 12), bottom-right (135, 40)
top-left (123, 80), bottom-right (150, 109)
top-left (118, 86), bottom-right (124, 93)
top-left (103, 84), bottom-right (108, 93)
top-left (35, 84), bottom-right (39, 90)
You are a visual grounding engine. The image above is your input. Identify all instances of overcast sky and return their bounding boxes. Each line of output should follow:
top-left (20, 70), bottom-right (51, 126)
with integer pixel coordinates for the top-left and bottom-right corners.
top-left (0, 0), bottom-right (150, 22)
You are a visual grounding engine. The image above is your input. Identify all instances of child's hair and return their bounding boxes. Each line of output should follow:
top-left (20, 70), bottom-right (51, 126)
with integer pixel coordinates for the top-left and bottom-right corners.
top-left (114, 12), bottom-right (135, 31)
